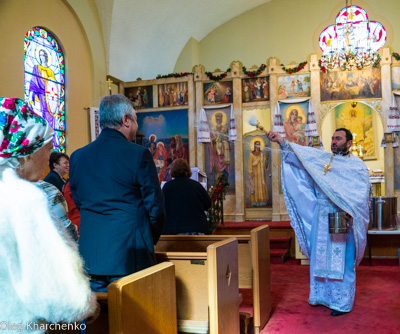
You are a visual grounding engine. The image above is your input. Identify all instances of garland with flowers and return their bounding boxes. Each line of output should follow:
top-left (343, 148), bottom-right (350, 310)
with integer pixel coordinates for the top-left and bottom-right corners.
top-left (242, 64), bottom-right (267, 77)
top-left (392, 52), bottom-right (400, 61)
top-left (280, 61), bottom-right (308, 74)
top-left (205, 68), bottom-right (231, 81)
top-left (318, 59), bottom-right (327, 73)
top-left (207, 175), bottom-right (229, 233)
top-left (372, 54), bottom-right (381, 68)
top-left (156, 72), bottom-right (192, 79)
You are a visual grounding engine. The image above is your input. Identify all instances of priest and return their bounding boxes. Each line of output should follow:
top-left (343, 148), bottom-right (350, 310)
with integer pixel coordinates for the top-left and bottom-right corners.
top-left (267, 128), bottom-right (370, 316)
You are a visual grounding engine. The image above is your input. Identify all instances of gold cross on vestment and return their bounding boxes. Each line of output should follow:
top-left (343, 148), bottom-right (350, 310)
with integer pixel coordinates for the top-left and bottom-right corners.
top-left (323, 154), bottom-right (335, 175)
top-left (323, 164), bottom-right (331, 174)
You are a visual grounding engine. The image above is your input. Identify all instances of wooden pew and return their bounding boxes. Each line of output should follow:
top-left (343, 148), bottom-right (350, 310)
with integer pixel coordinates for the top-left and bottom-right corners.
top-left (156, 238), bottom-right (240, 334)
top-left (48, 262), bottom-right (177, 334)
top-left (155, 225), bottom-right (271, 334)
top-left (107, 261), bottom-right (177, 333)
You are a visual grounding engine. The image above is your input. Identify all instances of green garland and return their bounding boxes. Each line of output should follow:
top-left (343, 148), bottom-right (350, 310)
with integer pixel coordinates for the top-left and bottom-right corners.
top-left (205, 68), bottom-right (231, 81)
top-left (280, 61), bottom-right (308, 74)
top-left (156, 72), bottom-right (192, 79)
top-left (372, 54), bottom-right (381, 68)
top-left (155, 53), bottom-right (385, 80)
top-left (392, 52), bottom-right (400, 61)
top-left (242, 64), bottom-right (267, 77)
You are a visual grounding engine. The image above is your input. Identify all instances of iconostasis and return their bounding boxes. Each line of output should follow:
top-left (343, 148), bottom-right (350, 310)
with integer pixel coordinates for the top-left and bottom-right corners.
top-left (118, 48), bottom-right (400, 221)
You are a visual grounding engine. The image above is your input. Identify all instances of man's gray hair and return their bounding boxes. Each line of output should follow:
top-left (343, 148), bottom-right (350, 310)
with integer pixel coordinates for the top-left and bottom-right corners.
top-left (99, 94), bottom-right (135, 129)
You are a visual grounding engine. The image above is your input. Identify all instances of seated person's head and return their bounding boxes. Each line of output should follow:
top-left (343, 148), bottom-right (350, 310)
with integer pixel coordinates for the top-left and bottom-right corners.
top-left (49, 151), bottom-right (69, 177)
top-left (170, 158), bottom-right (192, 178)
top-left (0, 97), bottom-right (53, 181)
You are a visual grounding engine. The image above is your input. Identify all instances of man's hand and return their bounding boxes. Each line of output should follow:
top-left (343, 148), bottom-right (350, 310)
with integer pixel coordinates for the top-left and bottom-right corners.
top-left (266, 131), bottom-right (284, 144)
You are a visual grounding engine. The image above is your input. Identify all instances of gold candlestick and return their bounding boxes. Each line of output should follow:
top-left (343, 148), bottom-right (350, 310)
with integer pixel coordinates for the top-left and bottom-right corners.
top-left (351, 132), bottom-right (358, 156)
top-left (358, 145), bottom-right (364, 159)
top-left (106, 78), bottom-right (113, 95)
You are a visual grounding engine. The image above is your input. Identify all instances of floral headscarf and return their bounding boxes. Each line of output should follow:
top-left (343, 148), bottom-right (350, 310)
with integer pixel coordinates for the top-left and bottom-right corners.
top-left (0, 97), bottom-right (53, 166)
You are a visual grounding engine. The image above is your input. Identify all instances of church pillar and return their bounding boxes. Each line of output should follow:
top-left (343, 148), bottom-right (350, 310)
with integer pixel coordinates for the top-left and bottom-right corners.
top-left (381, 48), bottom-right (394, 196)
top-left (268, 58), bottom-right (285, 221)
top-left (231, 61), bottom-right (245, 221)
top-left (310, 54), bottom-right (321, 136)
top-left (194, 65), bottom-right (206, 171)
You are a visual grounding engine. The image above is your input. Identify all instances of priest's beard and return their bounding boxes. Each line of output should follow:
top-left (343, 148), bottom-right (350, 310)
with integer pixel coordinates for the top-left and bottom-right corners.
top-left (331, 142), bottom-right (350, 155)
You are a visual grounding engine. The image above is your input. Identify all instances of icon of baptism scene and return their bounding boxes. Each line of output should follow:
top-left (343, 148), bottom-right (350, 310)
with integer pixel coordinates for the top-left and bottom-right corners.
top-left (320, 68), bottom-right (382, 101)
top-left (136, 109), bottom-right (189, 184)
top-left (243, 109), bottom-right (272, 208)
top-left (203, 106), bottom-right (235, 193)
top-left (125, 86), bottom-right (153, 109)
top-left (158, 82), bottom-right (188, 107)
top-left (277, 74), bottom-right (310, 99)
top-left (280, 101), bottom-right (309, 146)
top-left (203, 81), bottom-right (233, 105)
top-left (242, 77), bottom-right (269, 102)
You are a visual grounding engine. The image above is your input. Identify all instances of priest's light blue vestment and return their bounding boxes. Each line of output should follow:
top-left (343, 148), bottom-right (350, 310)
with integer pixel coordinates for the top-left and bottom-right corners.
top-left (280, 141), bottom-right (370, 312)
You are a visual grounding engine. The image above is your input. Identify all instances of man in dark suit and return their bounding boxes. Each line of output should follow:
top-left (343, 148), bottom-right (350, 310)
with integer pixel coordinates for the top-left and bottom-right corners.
top-left (69, 94), bottom-right (165, 292)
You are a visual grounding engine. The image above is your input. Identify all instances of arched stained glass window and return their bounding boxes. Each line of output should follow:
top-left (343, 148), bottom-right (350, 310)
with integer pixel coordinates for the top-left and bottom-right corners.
top-left (319, 5), bottom-right (387, 55)
top-left (24, 27), bottom-right (66, 152)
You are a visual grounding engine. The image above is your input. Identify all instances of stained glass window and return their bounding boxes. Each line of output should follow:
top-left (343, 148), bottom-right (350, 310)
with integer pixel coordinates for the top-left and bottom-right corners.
top-left (24, 27), bottom-right (66, 152)
top-left (319, 6), bottom-right (387, 55)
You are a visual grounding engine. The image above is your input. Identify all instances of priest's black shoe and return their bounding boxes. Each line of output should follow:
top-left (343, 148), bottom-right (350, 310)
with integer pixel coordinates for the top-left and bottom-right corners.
top-left (330, 310), bottom-right (348, 316)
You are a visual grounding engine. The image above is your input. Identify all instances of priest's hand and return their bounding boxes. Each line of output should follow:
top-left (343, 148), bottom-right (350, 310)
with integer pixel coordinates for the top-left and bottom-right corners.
top-left (266, 131), bottom-right (284, 143)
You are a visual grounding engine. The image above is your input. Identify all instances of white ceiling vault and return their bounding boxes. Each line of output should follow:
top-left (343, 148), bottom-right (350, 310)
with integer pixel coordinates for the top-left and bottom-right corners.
top-left (93, 0), bottom-right (272, 81)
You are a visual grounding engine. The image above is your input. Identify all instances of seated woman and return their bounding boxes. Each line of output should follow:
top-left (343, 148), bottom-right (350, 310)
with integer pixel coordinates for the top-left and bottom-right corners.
top-left (162, 159), bottom-right (212, 235)
top-left (0, 97), bottom-right (97, 331)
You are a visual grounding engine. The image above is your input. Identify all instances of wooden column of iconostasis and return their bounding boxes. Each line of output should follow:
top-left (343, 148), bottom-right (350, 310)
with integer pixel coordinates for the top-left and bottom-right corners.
top-left (389, 53), bottom-right (400, 204)
top-left (120, 75), bottom-right (196, 185)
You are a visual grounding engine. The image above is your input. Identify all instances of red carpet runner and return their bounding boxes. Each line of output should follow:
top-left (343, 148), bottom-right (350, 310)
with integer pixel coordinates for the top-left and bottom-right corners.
top-left (258, 259), bottom-right (400, 334)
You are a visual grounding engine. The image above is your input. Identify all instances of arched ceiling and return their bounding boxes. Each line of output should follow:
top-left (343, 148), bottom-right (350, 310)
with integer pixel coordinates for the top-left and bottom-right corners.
top-left (93, 0), bottom-right (272, 81)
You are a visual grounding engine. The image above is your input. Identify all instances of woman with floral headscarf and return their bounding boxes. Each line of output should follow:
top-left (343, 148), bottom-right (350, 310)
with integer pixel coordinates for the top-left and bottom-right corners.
top-left (0, 97), bottom-right (97, 332)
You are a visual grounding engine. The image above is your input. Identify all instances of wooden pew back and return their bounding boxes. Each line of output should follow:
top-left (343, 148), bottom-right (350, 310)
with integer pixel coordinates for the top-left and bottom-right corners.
top-left (207, 238), bottom-right (240, 334)
top-left (156, 238), bottom-right (240, 334)
top-left (47, 262), bottom-right (176, 334)
top-left (155, 235), bottom-right (253, 288)
top-left (108, 262), bottom-right (177, 334)
top-left (250, 225), bottom-right (271, 333)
